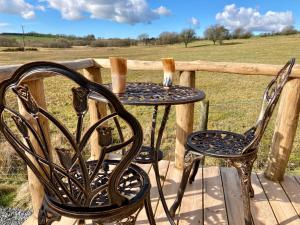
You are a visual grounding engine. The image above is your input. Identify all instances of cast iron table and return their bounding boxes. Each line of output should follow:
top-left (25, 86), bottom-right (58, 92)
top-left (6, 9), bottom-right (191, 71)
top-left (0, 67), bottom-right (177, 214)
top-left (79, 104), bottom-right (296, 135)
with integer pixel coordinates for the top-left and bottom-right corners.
top-left (91, 82), bottom-right (205, 224)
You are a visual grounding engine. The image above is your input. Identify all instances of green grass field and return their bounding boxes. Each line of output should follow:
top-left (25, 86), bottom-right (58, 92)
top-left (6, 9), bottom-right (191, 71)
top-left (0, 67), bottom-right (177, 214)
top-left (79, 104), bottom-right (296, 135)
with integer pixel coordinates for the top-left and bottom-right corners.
top-left (1, 34), bottom-right (300, 174)
top-left (0, 34), bottom-right (56, 42)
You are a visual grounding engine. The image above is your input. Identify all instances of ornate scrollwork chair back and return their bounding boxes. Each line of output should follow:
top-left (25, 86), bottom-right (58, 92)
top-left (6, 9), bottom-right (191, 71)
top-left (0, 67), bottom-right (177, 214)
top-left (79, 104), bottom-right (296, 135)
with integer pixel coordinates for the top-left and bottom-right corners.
top-left (242, 58), bottom-right (295, 154)
top-left (0, 62), bottom-right (155, 225)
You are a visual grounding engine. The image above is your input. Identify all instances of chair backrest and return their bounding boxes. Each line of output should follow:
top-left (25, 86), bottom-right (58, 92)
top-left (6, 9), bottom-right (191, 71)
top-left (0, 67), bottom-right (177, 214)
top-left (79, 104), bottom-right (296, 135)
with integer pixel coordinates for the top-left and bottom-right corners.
top-left (243, 58), bottom-right (296, 154)
top-left (0, 61), bottom-right (143, 208)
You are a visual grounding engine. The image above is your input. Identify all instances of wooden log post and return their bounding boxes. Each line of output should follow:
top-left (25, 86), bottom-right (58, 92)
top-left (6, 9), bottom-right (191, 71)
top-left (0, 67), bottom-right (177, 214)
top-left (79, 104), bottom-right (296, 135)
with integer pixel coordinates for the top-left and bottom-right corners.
top-left (18, 79), bottom-right (50, 222)
top-left (264, 78), bottom-right (300, 181)
top-left (83, 67), bottom-right (107, 160)
top-left (199, 100), bottom-right (209, 131)
top-left (175, 71), bottom-right (196, 169)
top-left (110, 57), bottom-right (127, 95)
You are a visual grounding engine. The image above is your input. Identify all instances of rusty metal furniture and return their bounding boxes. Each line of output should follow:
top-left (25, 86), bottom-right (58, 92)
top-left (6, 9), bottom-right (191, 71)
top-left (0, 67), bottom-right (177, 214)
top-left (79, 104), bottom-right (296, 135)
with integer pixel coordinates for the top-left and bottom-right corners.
top-left (91, 82), bottom-right (205, 225)
top-left (0, 62), bottom-right (156, 225)
top-left (170, 58), bottom-right (296, 225)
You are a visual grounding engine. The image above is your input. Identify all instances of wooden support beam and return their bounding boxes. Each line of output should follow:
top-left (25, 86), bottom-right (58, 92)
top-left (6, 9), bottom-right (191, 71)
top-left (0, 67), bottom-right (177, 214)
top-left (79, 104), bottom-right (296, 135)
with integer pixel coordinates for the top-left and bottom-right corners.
top-left (83, 67), bottom-right (107, 160)
top-left (18, 79), bottom-right (50, 221)
top-left (175, 71), bottom-right (195, 169)
top-left (0, 58), bottom-right (95, 82)
top-left (264, 78), bottom-right (300, 181)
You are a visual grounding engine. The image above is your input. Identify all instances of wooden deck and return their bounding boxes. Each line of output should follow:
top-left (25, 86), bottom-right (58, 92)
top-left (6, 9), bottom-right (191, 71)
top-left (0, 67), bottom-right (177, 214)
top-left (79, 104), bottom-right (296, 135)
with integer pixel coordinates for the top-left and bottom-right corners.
top-left (23, 160), bottom-right (300, 225)
top-left (136, 160), bottom-right (300, 225)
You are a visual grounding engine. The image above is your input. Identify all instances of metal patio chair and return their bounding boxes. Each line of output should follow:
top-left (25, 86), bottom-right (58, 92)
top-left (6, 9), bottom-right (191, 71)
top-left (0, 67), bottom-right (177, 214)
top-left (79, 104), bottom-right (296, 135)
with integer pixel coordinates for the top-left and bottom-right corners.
top-left (0, 62), bottom-right (156, 225)
top-left (170, 58), bottom-right (296, 225)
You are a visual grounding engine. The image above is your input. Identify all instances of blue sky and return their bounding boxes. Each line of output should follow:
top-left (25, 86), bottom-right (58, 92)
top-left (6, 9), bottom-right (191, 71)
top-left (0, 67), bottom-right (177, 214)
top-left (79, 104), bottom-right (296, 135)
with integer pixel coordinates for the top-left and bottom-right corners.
top-left (0, 0), bottom-right (299, 38)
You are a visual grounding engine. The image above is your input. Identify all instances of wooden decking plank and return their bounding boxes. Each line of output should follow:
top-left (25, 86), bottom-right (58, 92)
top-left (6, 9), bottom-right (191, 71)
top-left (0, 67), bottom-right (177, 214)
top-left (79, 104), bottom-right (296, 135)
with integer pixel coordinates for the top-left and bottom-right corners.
top-left (220, 167), bottom-right (244, 225)
top-left (178, 164), bottom-right (203, 225)
top-left (251, 173), bottom-right (278, 225)
top-left (294, 176), bottom-right (300, 185)
top-left (280, 175), bottom-right (300, 217)
top-left (25, 166), bottom-right (300, 225)
top-left (136, 160), bottom-right (170, 225)
top-left (203, 166), bottom-right (228, 225)
top-left (258, 174), bottom-right (300, 225)
top-left (155, 162), bottom-right (183, 225)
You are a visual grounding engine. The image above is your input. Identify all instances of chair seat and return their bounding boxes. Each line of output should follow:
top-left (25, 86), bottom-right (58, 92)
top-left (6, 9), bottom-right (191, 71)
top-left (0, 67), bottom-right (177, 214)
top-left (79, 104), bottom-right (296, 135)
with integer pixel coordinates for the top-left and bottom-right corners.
top-left (46, 160), bottom-right (151, 222)
top-left (186, 130), bottom-right (254, 158)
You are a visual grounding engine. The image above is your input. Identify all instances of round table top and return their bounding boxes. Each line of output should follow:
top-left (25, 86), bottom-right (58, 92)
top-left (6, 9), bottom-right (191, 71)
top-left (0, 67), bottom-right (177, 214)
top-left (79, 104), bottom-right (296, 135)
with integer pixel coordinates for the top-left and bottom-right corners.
top-left (91, 82), bottom-right (205, 106)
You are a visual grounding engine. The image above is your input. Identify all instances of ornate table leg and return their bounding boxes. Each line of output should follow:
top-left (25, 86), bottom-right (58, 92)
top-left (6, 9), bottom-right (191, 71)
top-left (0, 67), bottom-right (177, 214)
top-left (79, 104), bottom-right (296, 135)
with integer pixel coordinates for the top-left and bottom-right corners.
top-left (134, 105), bottom-right (164, 164)
top-left (150, 105), bottom-right (177, 225)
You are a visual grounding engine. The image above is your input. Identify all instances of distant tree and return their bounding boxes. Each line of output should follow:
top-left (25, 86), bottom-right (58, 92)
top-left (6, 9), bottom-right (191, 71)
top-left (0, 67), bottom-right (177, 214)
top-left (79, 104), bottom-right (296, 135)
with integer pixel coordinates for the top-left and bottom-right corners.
top-left (158, 32), bottom-right (180, 45)
top-left (138, 33), bottom-right (150, 45)
top-left (204, 25), bottom-right (229, 45)
top-left (180, 28), bottom-right (196, 47)
top-left (232, 27), bottom-right (252, 39)
top-left (280, 26), bottom-right (298, 35)
top-left (85, 34), bottom-right (96, 44)
top-left (204, 26), bottom-right (217, 45)
top-left (91, 38), bottom-right (137, 47)
top-left (47, 38), bottom-right (72, 48)
top-left (216, 26), bottom-right (229, 45)
top-left (148, 37), bottom-right (157, 45)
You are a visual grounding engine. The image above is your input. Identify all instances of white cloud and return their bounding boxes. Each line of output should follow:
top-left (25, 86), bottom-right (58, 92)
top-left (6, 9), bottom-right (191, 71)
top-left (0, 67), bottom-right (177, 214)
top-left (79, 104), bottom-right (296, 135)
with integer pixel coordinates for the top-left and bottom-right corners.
top-left (36, 5), bottom-right (46, 11)
top-left (216, 4), bottom-right (294, 32)
top-left (22, 10), bottom-right (35, 19)
top-left (189, 17), bottom-right (200, 28)
top-left (153, 6), bottom-right (171, 16)
top-left (0, 0), bottom-right (45, 19)
top-left (44, 0), bottom-right (171, 24)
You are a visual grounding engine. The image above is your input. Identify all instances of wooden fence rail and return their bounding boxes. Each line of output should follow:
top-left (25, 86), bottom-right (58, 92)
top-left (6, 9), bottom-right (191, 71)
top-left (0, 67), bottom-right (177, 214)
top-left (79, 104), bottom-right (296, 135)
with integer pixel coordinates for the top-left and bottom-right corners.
top-left (94, 58), bottom-right (300, 77)
top-left (0, 58), bottom-right (299, 224)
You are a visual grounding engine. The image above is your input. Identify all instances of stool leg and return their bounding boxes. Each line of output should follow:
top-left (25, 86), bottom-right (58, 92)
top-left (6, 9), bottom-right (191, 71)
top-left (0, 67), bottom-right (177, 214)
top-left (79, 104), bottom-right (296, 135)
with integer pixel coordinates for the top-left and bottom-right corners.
top-left (231, 157), bottom-right (256, 225)
top-left (170, 153), bottom-right (197, 217)
top-left (38, 200), bottom-right (61, 225)
top-left (189, 155), bottom-right (204, 184)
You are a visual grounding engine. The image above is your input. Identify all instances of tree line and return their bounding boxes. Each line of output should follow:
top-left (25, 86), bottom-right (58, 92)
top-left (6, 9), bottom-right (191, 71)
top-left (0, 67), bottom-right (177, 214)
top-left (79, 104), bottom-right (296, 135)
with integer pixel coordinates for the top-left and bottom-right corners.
top-left (139, 25), bottom-right (298, 46)
top-left (203, 25), bottom-right (298, 45)
top-left (0, 25), bottom-right (298, 49)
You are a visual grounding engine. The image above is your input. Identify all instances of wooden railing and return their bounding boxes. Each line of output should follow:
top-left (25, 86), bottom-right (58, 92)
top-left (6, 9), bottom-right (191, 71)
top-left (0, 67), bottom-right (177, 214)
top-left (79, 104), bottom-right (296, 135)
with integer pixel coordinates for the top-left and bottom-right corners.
top-left (1, 58), bottom-right (300, 224)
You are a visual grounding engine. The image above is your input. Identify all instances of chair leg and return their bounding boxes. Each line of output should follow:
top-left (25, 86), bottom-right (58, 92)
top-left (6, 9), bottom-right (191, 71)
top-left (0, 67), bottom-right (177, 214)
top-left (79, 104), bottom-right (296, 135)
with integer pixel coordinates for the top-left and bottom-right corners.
top-left (189, 155), bottom-right (204, 184)
top-left (38, 201), bottom-right (61, 225)
top-left (170, 153), bottom-right (196, 217)
top-left (145, 193), bottom-right (156, 225)
top-left (231, 157), bottom-right (256, 225)
top-left (249, 178), bottom-right (254, 198)
top-left (114, 207), bottom-right (143, 225)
